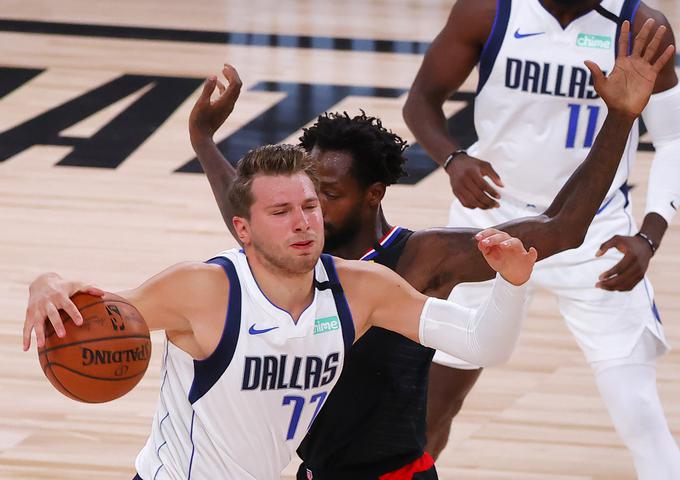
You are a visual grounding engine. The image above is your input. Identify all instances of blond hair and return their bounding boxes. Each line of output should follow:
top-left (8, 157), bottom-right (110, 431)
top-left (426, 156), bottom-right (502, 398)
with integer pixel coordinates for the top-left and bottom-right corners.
top-left (228, 144), bottom-right (319, 218)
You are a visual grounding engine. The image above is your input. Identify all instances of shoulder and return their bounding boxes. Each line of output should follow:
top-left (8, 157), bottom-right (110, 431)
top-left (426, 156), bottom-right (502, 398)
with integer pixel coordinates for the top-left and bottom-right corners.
top-left (439, 0), bottom-right (498, 46)
top-left (635, 2), bottom-right (674, 29)
top-left (151, 261), bottom-right (230, 306)
top-left (634, 3), bottom-right (678, 92)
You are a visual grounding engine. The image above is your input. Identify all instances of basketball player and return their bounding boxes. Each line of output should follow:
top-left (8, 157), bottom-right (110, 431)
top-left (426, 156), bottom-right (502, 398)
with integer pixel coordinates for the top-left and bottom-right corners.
top-left (24, 142), bottom-right (541, 478)
top-left (404, 0), bottom-right (680, 477)
top-left (187, 22), bottom-right (672, 480)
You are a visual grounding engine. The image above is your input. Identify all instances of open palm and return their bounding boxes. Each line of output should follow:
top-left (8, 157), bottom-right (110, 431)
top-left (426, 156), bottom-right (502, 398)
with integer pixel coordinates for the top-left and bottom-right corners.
top-left (586, 19), bottom-right (674, 119)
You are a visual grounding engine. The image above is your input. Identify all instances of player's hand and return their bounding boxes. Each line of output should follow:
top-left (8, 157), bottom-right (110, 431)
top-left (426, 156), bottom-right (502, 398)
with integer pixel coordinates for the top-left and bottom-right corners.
top-left (189, 64), bottom-right (243, 146)
top-left (22, 273), bottom-right (104, 351)
top-left (447, 153), bottom-right (504, 209)
top-left (476, 228), bottom-right (537, 286)
top-left (585, 19), bottom-right (675, 120)
top-left (595, 235), bottom-right (653, 291)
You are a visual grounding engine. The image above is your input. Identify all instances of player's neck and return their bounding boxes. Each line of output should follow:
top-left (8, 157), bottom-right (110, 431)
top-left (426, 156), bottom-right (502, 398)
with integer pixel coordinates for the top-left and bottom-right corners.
top-left (327, 207), bottom-right (392, 260)
top-left (540, 0), bottom-right (601, 27)
top-left (245, 250), bottom-right (316, 323)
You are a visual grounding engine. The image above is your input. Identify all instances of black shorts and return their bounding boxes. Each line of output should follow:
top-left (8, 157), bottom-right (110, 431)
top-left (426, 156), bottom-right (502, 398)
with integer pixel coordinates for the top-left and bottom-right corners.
top-left (297, 452), bottom-right (437, 480)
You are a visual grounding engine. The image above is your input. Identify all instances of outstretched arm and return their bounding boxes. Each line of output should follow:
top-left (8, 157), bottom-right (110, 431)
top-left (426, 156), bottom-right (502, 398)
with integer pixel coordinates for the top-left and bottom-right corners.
top-left (189, 64), bottom-right (242, 240)
top-left (23, 263), bottom-right (228, 357)
top-left (401, 20), bottom-right (674, 297)
top-left (341, 231), bottom-right (535, 366)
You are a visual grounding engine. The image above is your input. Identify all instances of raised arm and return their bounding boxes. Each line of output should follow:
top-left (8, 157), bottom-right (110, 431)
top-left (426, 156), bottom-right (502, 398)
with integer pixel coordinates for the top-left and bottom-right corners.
top-left (399, 20), bottom-right (675, 298)
top-left (595, 4), bottom-right (680, 291)
top-left (189, 64), bottom-right (242, 240)
top-left (339, 232), bottom-right (535, 366)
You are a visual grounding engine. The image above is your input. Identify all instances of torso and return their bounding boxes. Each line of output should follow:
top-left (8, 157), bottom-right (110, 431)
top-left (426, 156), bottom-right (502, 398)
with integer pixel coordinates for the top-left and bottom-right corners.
top-left (298, 227), bottom-right (438, 479)
top-left (471, 0), bottom-right (640, 210)
top-left (135, 249), bottom-right (354, 480)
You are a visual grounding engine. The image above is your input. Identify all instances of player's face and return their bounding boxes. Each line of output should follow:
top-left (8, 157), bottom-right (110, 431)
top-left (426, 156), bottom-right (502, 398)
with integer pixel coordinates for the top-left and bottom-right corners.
top-left (310, 147), bottom-right (367, 252)
top-left (241, 173), bottom-right (324, 274)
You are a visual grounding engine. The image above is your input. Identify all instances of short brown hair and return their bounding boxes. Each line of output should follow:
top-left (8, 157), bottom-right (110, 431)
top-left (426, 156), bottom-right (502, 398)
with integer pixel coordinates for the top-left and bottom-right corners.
top-left (228, 144), bottom-right (319, 218)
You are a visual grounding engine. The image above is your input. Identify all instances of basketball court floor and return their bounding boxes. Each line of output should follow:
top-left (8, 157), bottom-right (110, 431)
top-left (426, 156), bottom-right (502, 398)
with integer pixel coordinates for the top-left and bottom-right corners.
top-left (0, 1), bottom-right (679, 478)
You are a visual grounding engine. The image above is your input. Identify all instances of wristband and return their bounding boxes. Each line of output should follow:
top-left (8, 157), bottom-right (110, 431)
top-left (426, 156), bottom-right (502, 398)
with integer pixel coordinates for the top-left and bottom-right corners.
top-left (635, 232), bottom-right (657, 254)
top-left (442, 149), bottom-right (467, 171)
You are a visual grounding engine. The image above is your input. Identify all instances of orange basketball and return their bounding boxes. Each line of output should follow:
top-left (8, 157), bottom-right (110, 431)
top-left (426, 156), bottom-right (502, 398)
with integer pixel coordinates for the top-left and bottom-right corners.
top-left (38, 292), bottom-right (151, 403)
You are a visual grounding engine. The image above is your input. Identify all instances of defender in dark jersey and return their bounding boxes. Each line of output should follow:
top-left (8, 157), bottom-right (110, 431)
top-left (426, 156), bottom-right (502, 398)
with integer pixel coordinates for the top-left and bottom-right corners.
top-left (187, 41), bottom-right (670, 479)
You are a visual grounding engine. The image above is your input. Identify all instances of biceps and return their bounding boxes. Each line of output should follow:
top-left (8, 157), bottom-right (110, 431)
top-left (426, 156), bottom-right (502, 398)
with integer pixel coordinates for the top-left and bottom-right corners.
top-left (117, 286), bottom-right (189, 333)
top-left (369, 287), bottom-right (428, 343)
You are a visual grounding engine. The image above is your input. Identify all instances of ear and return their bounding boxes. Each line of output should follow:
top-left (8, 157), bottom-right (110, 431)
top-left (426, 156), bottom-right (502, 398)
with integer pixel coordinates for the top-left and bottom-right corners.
top-left (365, 182), bottom-right (386, 208)
top-left (232, 216), bottom-right (251, 245)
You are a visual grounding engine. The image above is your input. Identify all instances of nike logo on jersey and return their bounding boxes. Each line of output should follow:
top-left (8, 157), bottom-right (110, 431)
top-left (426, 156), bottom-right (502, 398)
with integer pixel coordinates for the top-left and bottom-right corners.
top-left (249, 324), bottom-right (280, 335)
top-left (514, 28), bottom-right (545, 39)
top-left (672, 200), bottom-right (678, 211)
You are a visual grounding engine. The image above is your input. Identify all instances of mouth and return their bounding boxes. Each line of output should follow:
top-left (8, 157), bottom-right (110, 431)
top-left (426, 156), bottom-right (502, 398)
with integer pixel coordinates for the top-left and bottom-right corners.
top-left (290, 240), bottom-right (314, 250)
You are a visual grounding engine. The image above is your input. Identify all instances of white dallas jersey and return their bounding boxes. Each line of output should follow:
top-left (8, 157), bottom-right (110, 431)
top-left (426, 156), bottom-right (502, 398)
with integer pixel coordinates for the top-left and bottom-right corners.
top-left (471, 0), bottom-right (640, 209)
top-left (135, 249), bottom-right (354, 480)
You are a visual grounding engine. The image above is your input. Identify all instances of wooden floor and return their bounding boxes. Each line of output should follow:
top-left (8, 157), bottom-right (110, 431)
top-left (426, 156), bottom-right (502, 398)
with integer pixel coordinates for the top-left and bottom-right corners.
top-left (0, 1), bottom-right (679, 478)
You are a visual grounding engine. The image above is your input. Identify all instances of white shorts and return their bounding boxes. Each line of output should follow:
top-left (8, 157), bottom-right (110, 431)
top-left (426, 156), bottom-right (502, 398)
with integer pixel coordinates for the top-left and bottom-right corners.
top-left (433, 189), bottom-right (670, 369)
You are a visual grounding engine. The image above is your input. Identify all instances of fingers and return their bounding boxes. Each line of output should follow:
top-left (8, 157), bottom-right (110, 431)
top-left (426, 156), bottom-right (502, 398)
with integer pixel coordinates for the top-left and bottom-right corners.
top-left (81, 285), bottom-right (105, 297)
top-left (45, 302), bottom-right (66, 339)
top-left (478, 232), bottom-right (510, 248)
top-left (597, 257), bottom-right (642, 291)
top-left (642, 24), bottom-right (666, 62)
top-left (653, 44), bottom-right (675, 73)
top-left (222, 63), bottom-right (243, 88)
top-left (618, 20), bottom-right (630, 58)
top-left (216, 79), bottom-right (226, 96)
top-left (527, 246), bottom-right (538, 263)
top-left (464, 184), bottom-right (499, 209)
top-left (596, 235), bottom-right (624, 257)
top-left (34, 320), bottom-right (46, 350)
top-left (199, 76), bottom-right (217, 103)
top-left (597, 254), bottom-right (634, 285)
top-left (632, 18), bottom-right (655, 57)
top-left (479, 161), bottom-right (504, 188)
top-left (475, 228), bottom-right (503, 241)
top-left (472, 174), bottom-right (500, 202)
top-left (584, 60), bottom-right (606, 87)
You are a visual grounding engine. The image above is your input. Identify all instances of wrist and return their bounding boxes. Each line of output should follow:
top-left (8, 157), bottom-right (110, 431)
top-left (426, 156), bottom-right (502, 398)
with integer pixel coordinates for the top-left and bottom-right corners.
top-left (442, 149), bottom-right (466, 173)
top-left (635, 232), bottom-right (657, 255)
top-left (189, 129), bottom-right (215, 149)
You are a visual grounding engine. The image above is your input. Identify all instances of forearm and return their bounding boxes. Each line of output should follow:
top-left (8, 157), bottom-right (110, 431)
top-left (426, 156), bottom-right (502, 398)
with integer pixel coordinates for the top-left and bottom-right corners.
top-left (403, 90), bottom-right (458, 165)
top-left (192, 137), bottom-right (239, 240)
top-left (541, 113), bottom-right (636, 249)
top-left (419, 273), bottom-right (527, 366)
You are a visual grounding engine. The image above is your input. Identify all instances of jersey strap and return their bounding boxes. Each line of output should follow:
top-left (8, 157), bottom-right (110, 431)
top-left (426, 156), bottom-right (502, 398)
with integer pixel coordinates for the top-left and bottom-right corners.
top-left (188, 256), bottom-right (243, 404)
top-left (318, 254), bottom-right (355, 351)
top-left (359, 226), bottom-right (404, 261)
top-left (477, 0), bottom-right (512, 94)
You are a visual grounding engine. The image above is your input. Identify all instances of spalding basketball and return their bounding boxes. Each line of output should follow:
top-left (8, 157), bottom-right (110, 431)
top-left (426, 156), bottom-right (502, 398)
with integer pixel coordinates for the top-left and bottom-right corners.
top-left (38, 292), bottom-right (151, 403)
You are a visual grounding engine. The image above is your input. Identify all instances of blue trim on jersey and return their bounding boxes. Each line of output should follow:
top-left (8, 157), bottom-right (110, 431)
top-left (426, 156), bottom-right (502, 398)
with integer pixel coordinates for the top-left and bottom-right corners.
top-left (188, 257), bottom-right (242, 404)
top-left (319, 254), bottom-right (355, 351)
top-left (616, 0), bottom-right (641, 56)
top-left (477, 0), bottom-right (511, 94)
top-left (187, 411), bottom-right (196, 480)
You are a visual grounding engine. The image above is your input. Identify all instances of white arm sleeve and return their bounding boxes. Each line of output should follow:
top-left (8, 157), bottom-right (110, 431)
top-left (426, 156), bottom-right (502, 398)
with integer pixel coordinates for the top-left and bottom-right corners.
top-left (419, 274), bottom-right (528, 367)
top-left (641, 83), bottom-right (680, 225)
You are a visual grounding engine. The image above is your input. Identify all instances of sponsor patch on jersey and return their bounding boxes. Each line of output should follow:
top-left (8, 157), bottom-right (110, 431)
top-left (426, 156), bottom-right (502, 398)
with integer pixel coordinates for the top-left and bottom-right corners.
top-left (576, 33), bottom-right (612, 49)
top-left (314, 316), bottom-right (340, 335)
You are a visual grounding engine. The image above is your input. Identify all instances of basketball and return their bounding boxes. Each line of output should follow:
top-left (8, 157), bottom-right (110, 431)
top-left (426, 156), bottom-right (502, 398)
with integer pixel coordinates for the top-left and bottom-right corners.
top-left (37, 292), bottom-right (151, 403)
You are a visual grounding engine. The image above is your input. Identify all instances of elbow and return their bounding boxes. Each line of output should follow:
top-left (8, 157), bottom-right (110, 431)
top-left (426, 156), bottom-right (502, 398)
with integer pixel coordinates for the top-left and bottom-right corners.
top-left (475, 345), bottom-right (514, 367)
top-left (562, 224), bottom-right (587, 251)
top-left (402, 94), bottom-right (416, 128)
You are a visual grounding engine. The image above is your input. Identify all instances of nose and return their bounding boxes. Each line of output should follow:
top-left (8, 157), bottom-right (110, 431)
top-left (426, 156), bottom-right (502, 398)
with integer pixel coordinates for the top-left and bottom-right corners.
top-left (292, 206), bottom-right (311, 232)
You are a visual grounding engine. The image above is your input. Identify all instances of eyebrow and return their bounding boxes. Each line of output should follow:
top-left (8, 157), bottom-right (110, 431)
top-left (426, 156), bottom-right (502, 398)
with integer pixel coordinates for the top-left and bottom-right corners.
top-left (265, 197), bottom-right (319, 209)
